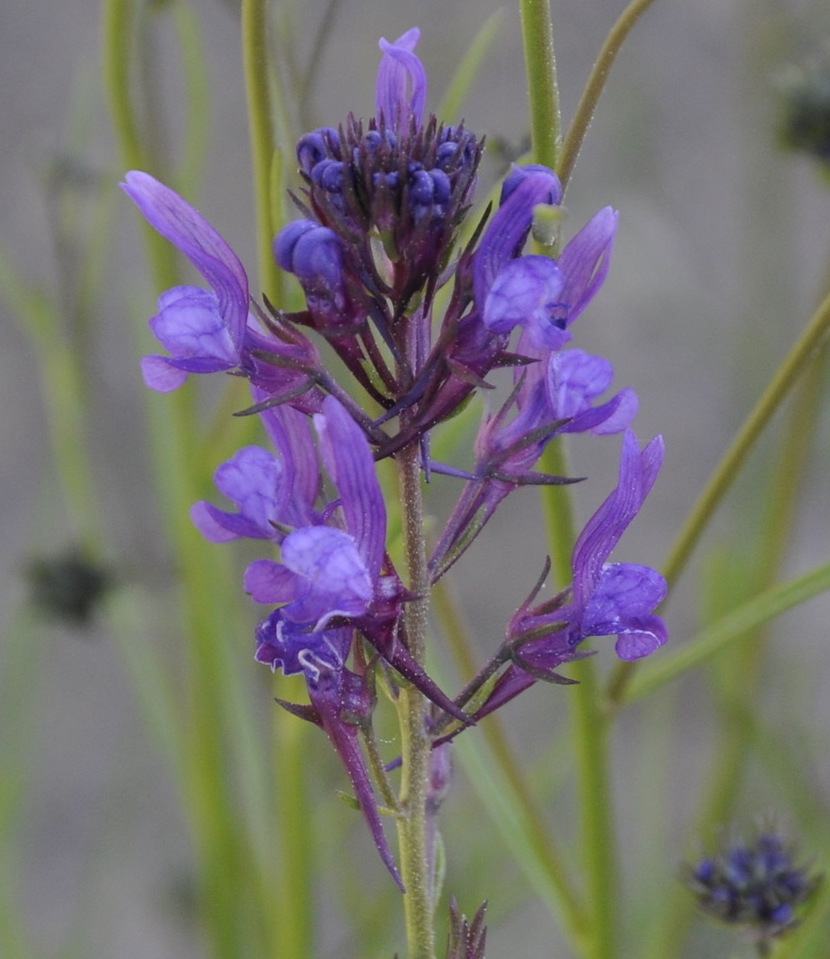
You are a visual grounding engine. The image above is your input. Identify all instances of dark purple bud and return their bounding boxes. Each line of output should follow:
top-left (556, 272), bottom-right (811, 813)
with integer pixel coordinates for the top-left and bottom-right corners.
top-left (436, 128), bottom-right (477, 171)
top-left (291, 226), bottom-right (345, 293)
top-left (408, 168), bottom-right (436, 213)
top-left (297, 127), bottom-right (340, 175)
top-left (310, 158), bottom-right (345, 194)
top-left (428, 168), bottom-right (451, 205)
top-left (373, 170), bottom-right (399, 191)
top-left (273, 218), bottom-right (318, 272)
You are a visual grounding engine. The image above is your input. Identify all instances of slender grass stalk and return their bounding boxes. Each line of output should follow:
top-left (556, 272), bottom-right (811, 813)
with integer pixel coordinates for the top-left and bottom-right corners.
top-left (518, 0), bottom-right (624, 949)
top-left (104, 3), bottom-right (292, 955)
top-left (557, 0), bottom-right (659, 190)
top-left (241, 0), bottom-right (281, 297)
top-left (173, 1), bottom-right (211, 190)
top-left (436, 10), bottom-right (506, 123)
top-left (662, 287), bottom-right (830, 588)
top-left (519, 0), bottom-right (561, 170)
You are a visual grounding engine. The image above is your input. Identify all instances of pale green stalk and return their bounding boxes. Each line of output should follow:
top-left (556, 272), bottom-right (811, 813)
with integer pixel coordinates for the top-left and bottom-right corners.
top-left (619, 560), bottom-right (830, 707)
top-left (241, 0), bottom-right (281, 297)
top-left (104, 3), bottom-right (295, 955)
top-left (661, 286), bottom-right (830, 589)
top-left (519, 0), bottom-right (561, 169)
top-left (557, 0), bottom-right (659, 190)
top-left (436, 11), bottom-right (505, 123)
top-left (241, 4), bottom-right (313, 954)
top-left (519, 0), bottom-right (620, 950)
top-left (396, 438), bottom-right (436, 959)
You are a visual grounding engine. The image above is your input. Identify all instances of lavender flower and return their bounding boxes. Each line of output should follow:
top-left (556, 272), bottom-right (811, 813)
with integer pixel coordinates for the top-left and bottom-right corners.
top-left (122, 172), bottom-right (321, 403)
top-left (483, 201), bottom-right (618, 356)
top-left (376, 26), bottom-right (428, 130)
top-left (429, 349), bottom-right (638, 579)
top-left (464, 429), bottom-right (667, 722)
top-left (194, 394), bottom-right (465, 721)
top-left (428, 177), bottom-right (629, 577)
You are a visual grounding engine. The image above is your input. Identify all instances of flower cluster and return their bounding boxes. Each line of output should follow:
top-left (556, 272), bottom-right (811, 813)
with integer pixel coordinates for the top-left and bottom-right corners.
top-left (684, 830), bottom-right (822, 948)
top-left (123, 28), bottom-right (667, 886)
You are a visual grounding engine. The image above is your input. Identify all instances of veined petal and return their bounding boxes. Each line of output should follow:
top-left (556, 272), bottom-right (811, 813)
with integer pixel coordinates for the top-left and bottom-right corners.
top-left (582, 563), bottom-right (667, 632)
top-left (150, 288), bottom-right (240, 365)
top-left (314, 397), bottom-right (386, 579)
top-left (244, 558), bottom-right (300, 604)
top-left (547, 350), bottom-right (612, 412)
top-left (121, 171), bottom-right (248, 348)
top-left (613, 615), bottom-right (668, 660)
top-left (571, 430), bottom-right (665, 604)
top-left (376, 27), bottom-right (426, 129)
top-left (483, 255), bottom-right (568, 349)
top-left (257, 401), bottom-right (320, 528)
top-left (280, 525), bottom-right (373, 624)
top-left (558, 206), bottom-right (618, 323)
top-left (140, 355), bottom-right (190, 392)
top-left (585, 387), bottom-right (639, 435)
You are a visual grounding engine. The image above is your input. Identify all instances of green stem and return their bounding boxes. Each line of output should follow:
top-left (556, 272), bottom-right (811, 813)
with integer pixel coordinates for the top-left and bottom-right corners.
top-left (396, 439), bottom-right (435, 959)
top-left (431, 578), bottom-right (589, 943)
top-left (540, 438), bottom-right (616, 959)
top-left (557, 0), bottom-right (659, 190)
top-left (241, 0), bottom-right (280, 297)
top-left (102, 0), bottom-right (177, 289)
top-left (519, 0), bottom-right (561, 169)
top-left (570, 662), bottom-right (616, 959)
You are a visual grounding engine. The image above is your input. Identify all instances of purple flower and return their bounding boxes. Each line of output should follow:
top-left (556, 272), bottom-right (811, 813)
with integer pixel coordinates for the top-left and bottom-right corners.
top-left (429, 349), bottom-right (637, 579)
top-left (255, 616), bottom-right (404, 891)
top-left (470, 430), bottom-right (667, 720)
top-left (198, 396), bottom-right (384, 626)
top-left (376, 27), bottom-right (427, 130)
top-left (482, 203), bottom-right (618, 354)
top-left (123, 172), bottom-right (322, 403)
top-left (194, 395), bottom-right (465, 719)
top-left (473, 167), bottom-right (563, 313)
top-left (121, 171), bottom-right (250, 391)
top-left (190, 400), bottom-right (319, 542)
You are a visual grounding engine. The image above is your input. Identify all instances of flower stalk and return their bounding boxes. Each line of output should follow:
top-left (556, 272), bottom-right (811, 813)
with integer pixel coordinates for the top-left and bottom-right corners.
top-left (396, 432), bottom-right (438, 959)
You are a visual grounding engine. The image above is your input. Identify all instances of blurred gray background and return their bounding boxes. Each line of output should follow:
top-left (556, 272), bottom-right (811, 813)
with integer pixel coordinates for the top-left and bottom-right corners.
top-left (2, 0), bottom-right (830, 956)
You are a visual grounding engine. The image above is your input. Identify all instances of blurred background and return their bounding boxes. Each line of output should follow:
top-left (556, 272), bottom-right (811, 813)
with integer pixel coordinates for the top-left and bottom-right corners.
top-left (2, 0), bottom-right (830, 956)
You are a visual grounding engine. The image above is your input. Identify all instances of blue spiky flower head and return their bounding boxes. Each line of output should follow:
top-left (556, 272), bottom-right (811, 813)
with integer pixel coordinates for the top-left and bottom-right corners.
top-left (684, 827), bottom-right (822, 953)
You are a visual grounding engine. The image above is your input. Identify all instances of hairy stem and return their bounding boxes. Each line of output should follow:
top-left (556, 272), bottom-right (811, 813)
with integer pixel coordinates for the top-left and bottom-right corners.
top-left (519, 0), bottom-right (561, 169)
top-left (396, 438), bottom-right (436, 959)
